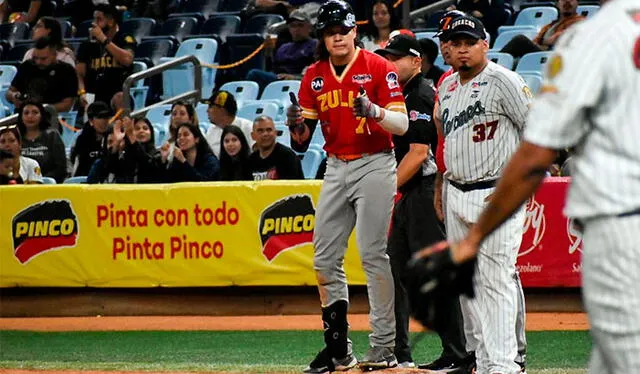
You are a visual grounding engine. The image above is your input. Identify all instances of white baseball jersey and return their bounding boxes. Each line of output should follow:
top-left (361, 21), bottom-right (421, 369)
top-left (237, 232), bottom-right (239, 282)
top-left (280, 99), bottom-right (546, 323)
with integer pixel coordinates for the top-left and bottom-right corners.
top-left (437, 61), bottom-right (532, 183)
top-left (525, 0), bottom-right (640, 220)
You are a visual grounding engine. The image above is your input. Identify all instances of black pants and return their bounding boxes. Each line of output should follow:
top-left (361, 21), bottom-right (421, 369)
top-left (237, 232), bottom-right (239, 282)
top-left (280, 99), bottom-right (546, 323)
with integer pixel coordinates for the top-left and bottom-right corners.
top-left (500, 34), bottom-right (544, 59)
top-left (387, 175), bottom-right (467, 363)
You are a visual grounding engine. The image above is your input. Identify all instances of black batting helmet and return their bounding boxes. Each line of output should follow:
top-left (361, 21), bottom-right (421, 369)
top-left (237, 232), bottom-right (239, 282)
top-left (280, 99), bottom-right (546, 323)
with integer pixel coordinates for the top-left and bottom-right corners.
top-left (316, 0), bottom-right (357, 32)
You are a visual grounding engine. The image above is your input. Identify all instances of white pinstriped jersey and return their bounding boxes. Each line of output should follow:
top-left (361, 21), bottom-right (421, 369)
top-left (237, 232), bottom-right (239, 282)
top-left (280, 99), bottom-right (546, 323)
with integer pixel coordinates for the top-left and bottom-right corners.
top-left (437, 61), bottom-right (532, 183)
top-left (525, 0), bottom-right (640, 219)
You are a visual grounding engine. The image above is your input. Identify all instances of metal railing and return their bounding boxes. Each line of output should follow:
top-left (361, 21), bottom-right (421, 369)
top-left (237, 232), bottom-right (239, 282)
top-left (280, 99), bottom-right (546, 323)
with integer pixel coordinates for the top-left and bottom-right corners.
top-left (122, 54), bottom-right (203, 118)
top-left (410, 0), bottom-right (456, 20)
top-left (0, 113), bottom-right (18, 127)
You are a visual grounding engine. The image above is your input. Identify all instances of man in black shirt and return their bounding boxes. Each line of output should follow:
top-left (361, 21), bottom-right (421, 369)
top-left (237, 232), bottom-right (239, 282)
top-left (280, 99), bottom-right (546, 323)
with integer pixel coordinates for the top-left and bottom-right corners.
top-left (376, 35), bottom-right (471, 372)
top-left (77, 3), bottom-right (136, 107)
top-left (249, 115), bottom-right (304, 180)
top-left (7, 36), bottom-right (77, 113)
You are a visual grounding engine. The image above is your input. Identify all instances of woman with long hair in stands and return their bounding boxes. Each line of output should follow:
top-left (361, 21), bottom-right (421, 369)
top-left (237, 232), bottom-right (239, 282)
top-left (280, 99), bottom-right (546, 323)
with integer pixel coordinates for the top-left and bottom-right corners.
top-left (163, 122), bottom-right (219, 182)
top-left (0, 124), bottom-right (43, 184)
top-left (359, 0), bottom-right (401, 51)
top-left (219, 125), bottom-right (252, 181)
top-left (159, 101), bottom-right (199, 167)
top-left (17, 101), bottom-right (67, 183)
top-left (23, 16), bottom-right (75, 66)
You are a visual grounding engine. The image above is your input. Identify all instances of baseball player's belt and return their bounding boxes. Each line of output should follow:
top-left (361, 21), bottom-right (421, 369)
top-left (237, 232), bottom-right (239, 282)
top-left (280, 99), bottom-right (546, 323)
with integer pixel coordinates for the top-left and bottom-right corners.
top-left (329, 149), bottom-right (393, 162)
top-left (448, 179), bottom-right (497, 192)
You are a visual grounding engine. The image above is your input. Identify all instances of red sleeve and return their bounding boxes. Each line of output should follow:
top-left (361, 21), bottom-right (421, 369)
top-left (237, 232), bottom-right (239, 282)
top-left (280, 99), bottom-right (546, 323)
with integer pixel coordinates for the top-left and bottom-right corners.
top-left (298, 65), bottom-right (318, 120)
top-left (373, 57), bottom-right (407, 114)
top-left (436, 132), bottom-right (446, 173)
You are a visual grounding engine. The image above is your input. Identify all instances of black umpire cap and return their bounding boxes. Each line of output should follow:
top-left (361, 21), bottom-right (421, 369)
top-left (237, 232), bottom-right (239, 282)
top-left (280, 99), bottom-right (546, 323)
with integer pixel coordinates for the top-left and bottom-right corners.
top-left (376, 35), bottom-right (423, 58)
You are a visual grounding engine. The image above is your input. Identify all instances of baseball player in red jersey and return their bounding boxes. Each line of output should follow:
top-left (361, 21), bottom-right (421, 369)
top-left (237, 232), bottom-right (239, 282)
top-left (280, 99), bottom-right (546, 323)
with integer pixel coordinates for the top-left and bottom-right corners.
top-left (286, 1), bottom-right (408, 373)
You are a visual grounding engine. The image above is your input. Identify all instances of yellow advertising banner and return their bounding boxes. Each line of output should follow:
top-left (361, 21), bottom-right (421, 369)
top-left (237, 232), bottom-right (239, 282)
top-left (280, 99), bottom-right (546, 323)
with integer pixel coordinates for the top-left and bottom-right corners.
top-left (0, 182), bottom-right (369, 287)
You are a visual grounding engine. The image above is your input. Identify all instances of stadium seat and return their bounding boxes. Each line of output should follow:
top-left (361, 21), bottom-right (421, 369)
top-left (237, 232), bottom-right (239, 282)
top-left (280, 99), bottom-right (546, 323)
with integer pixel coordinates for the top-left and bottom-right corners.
top-left (196, 103), bottom-right (209, 123)
top-left (487, 51), bottom-right (515, 70)
top-left (58, 19), bottom-right (73, 38)
top-left (514, 6), bottom-right (558, 28)
top-left (146, 104), bottom-right (173, 131)
top-left (222, 34), bottom-right (266, 81)
top-left (310, 124), bottom-right (325, 147)
top-left (157, 16), bottom-right (200, 43)
top-left (59, 111), bottom-right (79, 149)
top-left (308, 143), bottom-right (326, 157)
top-left (520, 72), bottom-right (543, 95)
top-left (136, 37), bottom-right (178, 67)
top-left (219, 80), bottom-right (260, 107)
top-left (168, 12), bottom-right (206, 26)
top-left (260, 80), bottom-right (301, 121)
top-left (41, 176), bottom-right (57, 184)
top-left (275, 123), bottom-right (290, 147)
top-left (153, 123), bottom-right (167, 147)
top-left (219, 0), bottom-right (251, 12)
top-left (161, 38), bottom-right (218, 99)
top-left (64, 37), bottom-right (87, 56)
top-left (424, 10), bottom-right (446, 29)
top-left (0, 65), bottom-right (17, 89)
top-left (434, 55), bottom-right (451, 71)
top-left (516, 51), bottom-right (553, 74)
top-left (74, 19), bottom-right (94, 39)
top-left (200, 15), bottom-right (241, 42)
top-left (577, 5), bottom-right (599, 18)
top-left (63, 176), bottom-right (88, 184)
top-left (0, 23), bottom-right (30, 45)
top-left (243, 14), bottom-right (285, 35)
top-left (300, 149), bottom-right (323, 179)
top-left (199, 122), bottom-right (211, 135)
top-left (130, 61), bottom-right (150, 109)
top-left (177, 0), bottom-right (223, 17)
top-left (236, 101), bottom-right (279, 122)
top-left (414, 32), bottom-right (440, 46)
top-left (497, 24), bottom-right (538, 35)
top-left (4, 42), bottom-right (31, 62)
top-left (121, 18), bottom-right (156, 43)
top-left (491, 29), bottom-right (539, 50)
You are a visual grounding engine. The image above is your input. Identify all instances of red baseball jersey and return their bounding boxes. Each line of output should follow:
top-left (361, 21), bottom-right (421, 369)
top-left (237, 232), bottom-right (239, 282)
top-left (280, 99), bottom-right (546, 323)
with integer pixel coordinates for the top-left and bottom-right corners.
top-left (298, 48), bottom-right (407, 156)
top-left (435, 68), bottom-right (454, 173)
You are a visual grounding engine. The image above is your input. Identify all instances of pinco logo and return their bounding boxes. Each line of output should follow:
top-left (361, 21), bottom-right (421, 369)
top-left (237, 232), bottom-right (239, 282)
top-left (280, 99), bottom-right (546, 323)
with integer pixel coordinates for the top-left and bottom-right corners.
top-left (11, 200), bottom-right (79, 264)
top-left (566, 218), bottom-right (583, 255)
top-left (519, 198), bottom-right (546, 257)
top-left (258, 195), bottom-right (315, 262)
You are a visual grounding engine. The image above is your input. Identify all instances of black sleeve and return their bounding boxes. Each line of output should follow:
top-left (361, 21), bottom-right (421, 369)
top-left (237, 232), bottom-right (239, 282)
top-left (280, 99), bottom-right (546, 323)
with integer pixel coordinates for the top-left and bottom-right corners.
top-left (280, 147), bottom-right (305, 180)
top-left (59, 64), bottom-right (78, 99)
top-left (405, 90), bottom-right (437, 147)
top-left (289, 118), bottom-right (318, 154)
top-left (76, 41), bottom-right (90, 64)
top-left (11, 63), bottom-right (28, 92)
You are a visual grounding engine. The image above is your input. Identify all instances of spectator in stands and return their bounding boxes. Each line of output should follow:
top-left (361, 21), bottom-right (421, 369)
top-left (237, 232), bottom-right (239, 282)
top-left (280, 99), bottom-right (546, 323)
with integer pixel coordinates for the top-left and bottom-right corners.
top-left (418, 38), bottom-right (445, 86)
top-left (159, 101), bottom-right (199, 166)
top-left (77, 3), bottom-right (136, 108)
top-left (17, 101), bottom-right (67, 183)
top-left (250, 0), bottom-right (295, 19)
top-left (111, 117), bottom-right (164, 183)
top-left (0, 124), bottom-right (43, 184)
top-left (6, 37), bottom-right (78, 113)
top-left (0, 150), bottom-right (17, 185)
top-left (0, 0), bottom-right (54, 25)
top-left (87, 125), bottom-right (117, 184)
top-left (359, 0), bottom-right (401, 51)
top-left (249, 115), bottom-right (303, 180)
top-left (23, 17), bottom-right (76, 67)
top-left (70, 101), bottom-right (113, 177)
top-left (447, 0), bottom-right (507, 37)
top-left (163, 122), bottom-right (220, 182)
top-left (246, 9), bottom-right (318, 92)
top-left (204, 91), bottom-right (254, 158)
top-left (219, 125), bottom-right (253, 181)
top-left (110, 92), bottom-right (134, 114)
top-left (500, 0), bottom-right (584, 58)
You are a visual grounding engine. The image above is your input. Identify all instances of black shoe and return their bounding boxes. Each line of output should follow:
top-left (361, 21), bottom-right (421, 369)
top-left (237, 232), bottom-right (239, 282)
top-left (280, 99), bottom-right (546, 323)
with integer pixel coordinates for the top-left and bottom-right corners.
top-left (418, 355), bottom-right (462, 372)
top-left (303, 347), bottom-right (358, 374)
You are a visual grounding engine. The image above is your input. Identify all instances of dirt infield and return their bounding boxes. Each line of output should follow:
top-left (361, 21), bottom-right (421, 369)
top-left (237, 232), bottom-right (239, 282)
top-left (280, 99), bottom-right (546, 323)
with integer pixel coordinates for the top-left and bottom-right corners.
top-left (0, 313), bottom-right (588, 332)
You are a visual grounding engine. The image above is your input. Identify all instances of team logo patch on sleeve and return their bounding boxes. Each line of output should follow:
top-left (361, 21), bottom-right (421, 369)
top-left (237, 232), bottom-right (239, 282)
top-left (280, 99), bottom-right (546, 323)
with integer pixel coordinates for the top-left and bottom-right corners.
top-left (409, 110), bottom-right (432, 122)
top-left (386, 72), bottom-right (399, 89)
top-left (311, 77), bottom-right (324, 92)
top-left (258, 195), bottom-right (315, 262)
top-left (11, 200), bottom-right (79, 264)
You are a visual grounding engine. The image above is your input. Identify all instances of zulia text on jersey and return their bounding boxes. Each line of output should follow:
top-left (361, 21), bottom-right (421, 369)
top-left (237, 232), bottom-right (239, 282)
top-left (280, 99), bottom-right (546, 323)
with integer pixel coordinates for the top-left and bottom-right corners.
top-left (442, 100), bottom-right (485, 136)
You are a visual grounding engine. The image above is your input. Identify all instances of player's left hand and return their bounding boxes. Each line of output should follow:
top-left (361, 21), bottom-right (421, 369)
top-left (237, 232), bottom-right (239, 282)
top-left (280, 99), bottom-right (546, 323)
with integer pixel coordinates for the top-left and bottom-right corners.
top-left (353, 88), bottom-right (382, 120)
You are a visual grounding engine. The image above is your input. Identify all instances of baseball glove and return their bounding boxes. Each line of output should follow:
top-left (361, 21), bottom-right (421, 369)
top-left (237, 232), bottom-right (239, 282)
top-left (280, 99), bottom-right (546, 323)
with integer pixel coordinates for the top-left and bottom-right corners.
top-left (404, 245), bottom-right (477, 331)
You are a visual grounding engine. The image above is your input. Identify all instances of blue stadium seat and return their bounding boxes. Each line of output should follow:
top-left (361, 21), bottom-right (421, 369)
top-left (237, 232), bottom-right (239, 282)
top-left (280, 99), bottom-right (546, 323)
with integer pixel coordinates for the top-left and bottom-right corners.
top-left (497, 24), bottom-right (538, 35)
top-left (74, 19), bottom-right (94, 39)
top-left (146, 104), bottom-right (173, 131)
top-left (260, 80), bottom-right (301, 121)
top-left (4, 42), bottom-right (31, 62)
top-left (0, 65), bottom-right (17, 89)
top-left (242, 14), bottom-right (285, 35)
top-left (153, 123), bottom-right (167, 147)
top-left (491, 29), bottom-right (539, 50)
top-left (300, 149), bottom-right (323, 179)
top-left (130, 61), bottom-right (150, 109)
top-left (415, 32), bottom-right (440, 45)
top-left (199, 122), bottom-right (211, 135)
top-left (161, 38), bottom-right (218, 99)
top-left (516, 51), bottom-right (553, 74)
top-left (514, 6), bottom-right (558, 28)
top-left (200, 15), bottom-right (241, 43)
top-left (308, 143), bottom-right (327, 158)
top-left (577, 5), bottom-right (599, 18)
top-left (219, 80), bottom-right (260, 107)
top-left (121, 18), bottom-right (156, 43)
top-left (63, 176), bottom-right (88, 184)
top-left (196, 103), bottom-right (209, 123)
top-left (168, 12), bottom-right (206, 26)
top-left (275, 123), bottom-right (290, 147)
top-left (520, 72), bottom-right (543, 95)
top-left (222, 34), bottom-right (266, 81)
top-left (177, 0), bottom-right (223, 17)
top-left (434, 55), bottom-right (451, 71)
top-left (310, 125), bottom-right (325, 147)
top-left (136, 37), bottom-right (178, 66)
top-left (64, 37), bottom-right (87, 56)
top-left (58, 19), bottom-right (73, 38)
top-left (59, 111), bottom-right (79, 149)
top-left (41, 176), bottom-right (57, 184)
top-left (157, 16), bottom-right (200, 43)
top-left (487, 51), bottom-right (515, 70)
top-left (237, 101), bottom-right (279, 122)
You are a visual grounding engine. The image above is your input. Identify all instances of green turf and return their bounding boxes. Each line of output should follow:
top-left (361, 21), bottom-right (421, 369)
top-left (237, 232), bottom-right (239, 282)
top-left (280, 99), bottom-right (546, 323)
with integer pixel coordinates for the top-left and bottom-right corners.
top-left (0, 330), bottom-right (591, 372)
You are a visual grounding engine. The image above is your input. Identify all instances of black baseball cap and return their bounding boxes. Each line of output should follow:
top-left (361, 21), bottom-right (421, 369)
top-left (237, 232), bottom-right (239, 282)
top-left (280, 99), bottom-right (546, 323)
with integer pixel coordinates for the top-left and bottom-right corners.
top-left (87, 101), bottom-right (113, 119)
top-left (205, 90), bottom-right (238, 116)
top-left (434, 10), bottom-right (466, 40)
top-left (376, 35), bottom-right (423, 58)
top-left (446, 16), bottom-right (486, 41)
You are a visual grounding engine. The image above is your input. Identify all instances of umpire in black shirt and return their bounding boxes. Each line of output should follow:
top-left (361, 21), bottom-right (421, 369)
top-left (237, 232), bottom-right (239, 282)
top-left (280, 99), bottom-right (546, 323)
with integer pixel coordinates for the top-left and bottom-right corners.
top-left (376, 35), bottom-right (470, 372)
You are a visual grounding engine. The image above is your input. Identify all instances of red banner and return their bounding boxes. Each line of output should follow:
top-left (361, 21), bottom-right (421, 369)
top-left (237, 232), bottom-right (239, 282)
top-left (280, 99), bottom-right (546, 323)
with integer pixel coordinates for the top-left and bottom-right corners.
top-left (517, 177), bottom-right (583, 287)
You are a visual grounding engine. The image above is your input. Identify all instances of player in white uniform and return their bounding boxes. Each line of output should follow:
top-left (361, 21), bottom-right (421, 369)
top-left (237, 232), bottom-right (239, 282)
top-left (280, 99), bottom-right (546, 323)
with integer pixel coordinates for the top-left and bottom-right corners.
top-left (423, 1), bottom-right (640, 373)
top-left (435, 16), bottom-right (532, 374)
